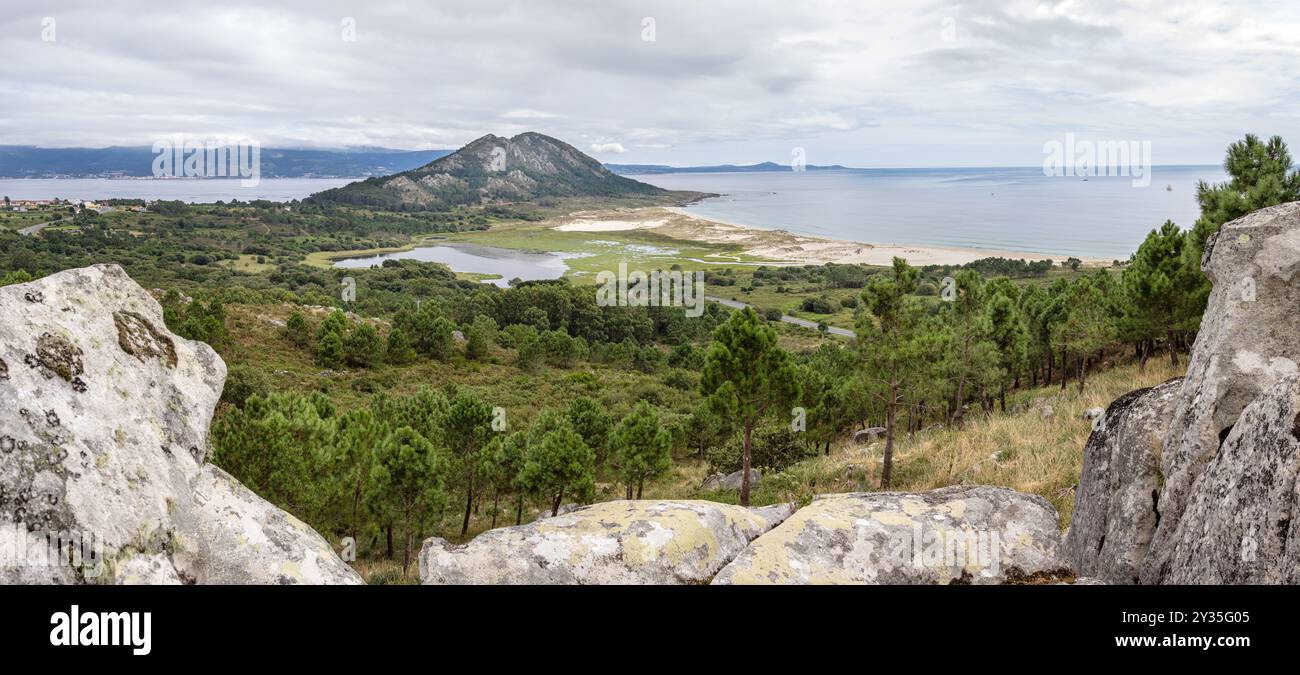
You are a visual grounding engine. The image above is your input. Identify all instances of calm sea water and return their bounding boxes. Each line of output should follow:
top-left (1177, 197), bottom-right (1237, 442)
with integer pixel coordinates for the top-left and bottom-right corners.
top-left (633, 166), bottom-right (1226, 260)
top-left (0, 178), bottom-right (352, 203)
top-left (3, 168), bottom-right (1227, 259)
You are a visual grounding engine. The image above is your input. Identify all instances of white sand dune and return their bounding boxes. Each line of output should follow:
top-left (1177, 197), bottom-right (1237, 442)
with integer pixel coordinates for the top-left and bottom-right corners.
top-left (549, 207), bottom-right (1107, 268)
top-left (555, 218), bottom-right (667, 232)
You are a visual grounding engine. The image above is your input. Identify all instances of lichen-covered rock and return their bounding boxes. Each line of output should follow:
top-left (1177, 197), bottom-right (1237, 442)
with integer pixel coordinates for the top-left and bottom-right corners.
top-left (700, 468), bottom-right (760, 492)
top-left (1141, 375), bottom-right (1300, 584)
top-left (1147, 203), bottom-right (1300, 583)
top-left (0, 265), bottom-right (360, 584)
top-left (532, 503), bottom-right (581, 522)
top-left (173, 465), bottom-right (361, 585)
top-left (419, 500), bottom-right (794, 584)
top-left (112, 553), bottom-right (184, 585)
top-left (1063, 378), bottom-right (1182, 584)
top-left (712, 486), bottom-right (1068, 585)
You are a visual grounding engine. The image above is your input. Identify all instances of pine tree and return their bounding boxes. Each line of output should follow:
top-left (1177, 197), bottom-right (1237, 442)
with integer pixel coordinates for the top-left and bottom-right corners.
top-left (465, 315), bottom-right (498, 360)
top-left (565, 396), bottom-right (613, 464)
top-left (384, 327), bottom-right (417, 365)
top-left (1123, 221), bottom-right (1195, 366)
top-left (855, 257), bottom-right (922, 488)
top-left (344, 322), bottom-right (382, 368)
top-left (701, 307), bottom-right (798, 505)
top-left (443, 391), bottom-right (494, 536)
top-left (610, 401), bottom-right (673, 499)
top-left (984, 288), bottom-right (1030, 411)
top-left (367, 426), bottom-right (446, 577)
top-left (517, 409), bottom-right (595, 516)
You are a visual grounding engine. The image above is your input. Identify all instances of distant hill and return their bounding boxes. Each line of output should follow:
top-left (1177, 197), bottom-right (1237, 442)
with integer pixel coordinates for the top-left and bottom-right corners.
top-left (605, 161), bottom-right (851, 175)
top-left (311, 132), bottom-right (683, 210)
top-left (0, 146), bottom-right (451, 178)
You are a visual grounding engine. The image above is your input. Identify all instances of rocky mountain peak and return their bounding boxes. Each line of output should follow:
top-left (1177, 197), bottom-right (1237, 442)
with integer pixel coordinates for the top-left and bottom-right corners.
top-left (310, 131), bottom-right (669, 209)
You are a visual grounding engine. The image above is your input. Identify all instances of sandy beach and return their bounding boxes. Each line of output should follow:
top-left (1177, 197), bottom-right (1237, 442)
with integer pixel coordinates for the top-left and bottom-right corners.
top-left (553, 207), bottom-right (1109, 267)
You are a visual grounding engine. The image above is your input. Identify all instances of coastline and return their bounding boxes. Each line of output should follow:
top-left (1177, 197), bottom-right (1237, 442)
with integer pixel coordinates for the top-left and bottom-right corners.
top-left (553, 206), bottom-right (1111, 268)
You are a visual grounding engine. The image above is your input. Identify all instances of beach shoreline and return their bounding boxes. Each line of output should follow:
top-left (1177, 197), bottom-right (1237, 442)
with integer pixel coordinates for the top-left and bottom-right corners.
top-left (552, 206), bottom-right (1111, 268)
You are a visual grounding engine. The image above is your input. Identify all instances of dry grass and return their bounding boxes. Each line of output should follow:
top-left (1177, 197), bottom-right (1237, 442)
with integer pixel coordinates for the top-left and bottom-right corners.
top-left (351, 559), bottom-right (421, 585)
top-left (733, 359), bottom-right (1185, 528)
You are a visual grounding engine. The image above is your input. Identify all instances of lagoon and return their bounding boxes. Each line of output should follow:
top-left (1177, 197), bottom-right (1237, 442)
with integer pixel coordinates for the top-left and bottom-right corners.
top-left (332, 242), bottom-right (582, 287)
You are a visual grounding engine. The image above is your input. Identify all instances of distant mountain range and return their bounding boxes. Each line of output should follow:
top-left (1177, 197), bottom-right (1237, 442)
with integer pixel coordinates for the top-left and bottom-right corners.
top-left (310, 133), bottom-right (690, 210)
top-left (604, 161), bottom-right (850, 174)
top-left (0, 143), bottom-right (857, 183)
top-left (0, 146), bottom-right (452, 179)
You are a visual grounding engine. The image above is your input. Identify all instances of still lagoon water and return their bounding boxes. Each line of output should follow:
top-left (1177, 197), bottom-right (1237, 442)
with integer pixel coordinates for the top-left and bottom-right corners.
top-left (332, 242), bottom-right (583, 288)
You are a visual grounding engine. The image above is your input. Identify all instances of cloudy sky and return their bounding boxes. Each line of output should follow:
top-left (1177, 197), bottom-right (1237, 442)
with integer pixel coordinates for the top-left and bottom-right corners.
top-left (2, 0), bottom-right (1298, 167)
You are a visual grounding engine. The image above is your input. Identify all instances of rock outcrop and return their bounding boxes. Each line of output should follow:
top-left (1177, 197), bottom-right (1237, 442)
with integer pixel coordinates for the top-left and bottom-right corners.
top-left (532, 503), bottom-right (580, 522)
top-left (0, 265), bottom-right (360, 584)
top-left (419, 500), bottom-right (793, 584)
top-left (1145, 203), bottom-right (1300, 583)
top-left (1143, 375), bottom-right (1300, 583)
top-left (1062, 378), bottom-right (1182, 584)
top-left (1067, 203), bottom-right (1300, 584)
top-left (712, 486), bottom-right (1067, 585)
top-left (700, 468), bottom-right (760, 492)
top-left (852, 427), bottom-right (886, 444)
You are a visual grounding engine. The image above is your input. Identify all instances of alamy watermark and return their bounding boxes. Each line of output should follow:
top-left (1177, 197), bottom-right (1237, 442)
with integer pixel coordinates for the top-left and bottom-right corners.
top-left (1042, 133), bottom-right (1151, 187)
top-left (0, 523), bottom-right (106, 579)
top-left (595, 263), bottom-right (705, 317)
top-left (152, 135), bottom-right (261, 187)
top-left (877, 523), bottom-right (1008, 577)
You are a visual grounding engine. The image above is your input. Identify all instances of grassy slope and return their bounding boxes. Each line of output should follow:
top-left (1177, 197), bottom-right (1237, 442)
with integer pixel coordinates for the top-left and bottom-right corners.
top-left (665, 359), bottom-right (1184, 529)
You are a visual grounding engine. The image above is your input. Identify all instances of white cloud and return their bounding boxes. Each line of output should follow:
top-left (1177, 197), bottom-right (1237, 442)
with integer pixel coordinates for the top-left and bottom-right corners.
top-left (502, 109), bottom-right (559, 120)
top-left (0, 0), bottom-right (1295, 166)
top-left (589, 142), bottom-right (628, 154)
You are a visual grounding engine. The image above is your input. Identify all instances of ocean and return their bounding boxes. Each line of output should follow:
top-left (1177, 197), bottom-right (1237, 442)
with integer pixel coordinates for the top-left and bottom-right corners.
top-left (2, 167), bottom-right (1226, 259)
top-left (632, 166), bottom-right (1226, 260)
top-left (0, 178), bottom-right (353, 203)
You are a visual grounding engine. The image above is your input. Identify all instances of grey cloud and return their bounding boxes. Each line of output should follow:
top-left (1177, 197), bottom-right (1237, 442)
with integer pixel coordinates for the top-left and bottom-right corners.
top-left (0, 0), bottom-right (1295, 166)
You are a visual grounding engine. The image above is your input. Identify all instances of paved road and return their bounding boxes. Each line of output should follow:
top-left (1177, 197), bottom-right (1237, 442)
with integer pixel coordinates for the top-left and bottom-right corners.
top-left (17, 220), bottom-right (55, 235)
top-left (18, 206), bottom-right (113, 235)
top-left (706, 295), bottom-right (856, 338)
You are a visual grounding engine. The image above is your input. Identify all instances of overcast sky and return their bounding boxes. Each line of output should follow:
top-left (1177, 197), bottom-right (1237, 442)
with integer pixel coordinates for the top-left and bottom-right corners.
top-left (2, 0), bottom-right (1297, 167)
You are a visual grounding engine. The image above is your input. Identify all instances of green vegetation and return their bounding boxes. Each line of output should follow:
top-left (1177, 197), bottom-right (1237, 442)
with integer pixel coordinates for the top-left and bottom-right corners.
top-left (0, 134), bottom-right (1288, 582)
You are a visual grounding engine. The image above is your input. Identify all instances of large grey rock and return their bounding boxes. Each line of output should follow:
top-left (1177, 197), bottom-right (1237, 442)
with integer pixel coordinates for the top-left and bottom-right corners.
top-left (419, 499), bottom-right (794, 584)
top-left (852, 427), bottom-right (886, 445)
top-left (1144, 203), bottom-right (1300, 582)
top-left (174, 465), bottom-right (362, 584)
top-left (712, 486), bottom-right (1068, 585)
top-left (532, 503), bottom-right (581, 522)
top-left (0, 265), bottom-right (360, 584)
top-left (700, 468), bottom-right (760, 491)
top-left (1142, 375), bottom-right (1300, 583)
top-left (1063, 378), bottom-right (1182, 584)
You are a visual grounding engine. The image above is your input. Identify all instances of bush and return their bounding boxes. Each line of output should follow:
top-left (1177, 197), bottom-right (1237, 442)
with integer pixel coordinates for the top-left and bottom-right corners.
top-left (344, 323), bottom-right (382, 368)
top-left (706, 425), bottom-right (813, 475)
top-left (662, 369), bottom-right (696, 391)
top-left (221, 363), bottom-right (272, 407)
top-left (800, 296), bottom-right (836, 314)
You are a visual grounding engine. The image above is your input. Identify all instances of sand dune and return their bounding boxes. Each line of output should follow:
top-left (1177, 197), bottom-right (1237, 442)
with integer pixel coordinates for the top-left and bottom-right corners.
top-left (552, 207), bottom-right (1108, 267)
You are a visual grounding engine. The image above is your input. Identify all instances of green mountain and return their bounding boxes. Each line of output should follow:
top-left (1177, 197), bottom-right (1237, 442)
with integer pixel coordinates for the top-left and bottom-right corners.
top-left (310, 132), bottom-right (680, 210)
